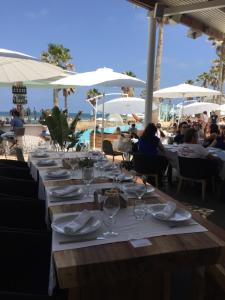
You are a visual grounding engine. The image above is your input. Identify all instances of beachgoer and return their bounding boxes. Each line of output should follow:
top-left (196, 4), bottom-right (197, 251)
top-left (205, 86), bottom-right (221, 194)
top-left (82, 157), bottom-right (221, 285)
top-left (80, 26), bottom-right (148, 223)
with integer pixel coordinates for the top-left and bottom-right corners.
top-left (33, 107), bottom-right (37, 121)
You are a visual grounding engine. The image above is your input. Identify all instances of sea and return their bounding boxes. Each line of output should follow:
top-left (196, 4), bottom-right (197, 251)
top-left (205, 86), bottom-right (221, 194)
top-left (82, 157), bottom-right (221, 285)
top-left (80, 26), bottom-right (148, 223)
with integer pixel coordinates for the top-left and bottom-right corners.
top-left (0, 111), bottom-right (93, 121)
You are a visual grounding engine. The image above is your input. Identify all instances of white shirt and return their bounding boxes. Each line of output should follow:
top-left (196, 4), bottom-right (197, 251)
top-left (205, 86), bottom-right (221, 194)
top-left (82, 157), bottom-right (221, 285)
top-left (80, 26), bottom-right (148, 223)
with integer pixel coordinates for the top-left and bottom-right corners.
top-left (178, 143), bottom-right (209, 159)
top-left (202, 114), bottom-right (209, 123)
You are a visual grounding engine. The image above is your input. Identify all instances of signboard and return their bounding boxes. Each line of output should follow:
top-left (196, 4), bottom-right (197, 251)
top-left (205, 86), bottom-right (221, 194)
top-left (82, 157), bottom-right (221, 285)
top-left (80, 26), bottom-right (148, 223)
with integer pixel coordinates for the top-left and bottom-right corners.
top-left (12, 85), bottom-right (27, 104)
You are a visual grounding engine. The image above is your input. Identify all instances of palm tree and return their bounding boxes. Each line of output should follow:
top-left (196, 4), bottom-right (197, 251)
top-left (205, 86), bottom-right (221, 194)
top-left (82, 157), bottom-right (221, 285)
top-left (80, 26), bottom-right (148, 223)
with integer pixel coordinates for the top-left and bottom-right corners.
top-left (86, 88), bottom-right (102, 119)
top-left (185, 80), bottom-right (195, 85)
top-left (41, 43), bottom-right (75, 107)
top-left (196, 72), bottom-right (210, 88)
top-left (121, 71), bottom-right (136, 97)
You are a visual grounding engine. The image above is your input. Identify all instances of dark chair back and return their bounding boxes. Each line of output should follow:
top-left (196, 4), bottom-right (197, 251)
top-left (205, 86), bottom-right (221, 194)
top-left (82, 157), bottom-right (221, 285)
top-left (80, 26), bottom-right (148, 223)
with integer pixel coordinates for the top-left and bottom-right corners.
top-left (0, 196), bottom-right (46, 230)
top-left (103, 140), bottom-right (114, 155)
top-left (0, 176), bottom-right (38, 198)
top-left (15, 147), bottom-right (25, 161)
top-left (14, 127), bottom-right (25, 137)
top-left (178, 156), bottom-right (218, 179)
top-left (133, 153), bottom-right (167, 175)
top-left (0, 166), bottom-right (32, 180)
top-left (0, 228), bottom-right (51, 294)
top-left (0, 159), bottom-right (28, 168)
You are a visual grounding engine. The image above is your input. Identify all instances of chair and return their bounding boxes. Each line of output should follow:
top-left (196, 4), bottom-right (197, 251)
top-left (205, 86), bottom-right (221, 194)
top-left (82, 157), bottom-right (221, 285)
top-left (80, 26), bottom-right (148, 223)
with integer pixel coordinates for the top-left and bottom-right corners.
top-left (133, 154), bottom-right (168, 188)
top-left (177, 156), bottom-right (218, 201)
top-left (0, 159), bottom-right (28, 168)
top-left (15, 147), bottom-right (25, 161)
top-left (0, 195), bottom-right (46, 230)
top-left (102, 140), bottom-right (124, 162)
top-left (0, 166), bottom-right (32, 180)
top-left (0, 176), bottom-right (38, 198)
top-left (9, 127), bottom-right (25, 150)
top-left (0, 228), bottom-right (51, 294)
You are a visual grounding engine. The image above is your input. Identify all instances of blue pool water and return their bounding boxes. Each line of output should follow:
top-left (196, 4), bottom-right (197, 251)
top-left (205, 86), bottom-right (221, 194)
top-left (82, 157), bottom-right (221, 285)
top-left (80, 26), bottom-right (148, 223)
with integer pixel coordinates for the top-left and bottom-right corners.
top-left (79, 123), bottom-right (143, 145)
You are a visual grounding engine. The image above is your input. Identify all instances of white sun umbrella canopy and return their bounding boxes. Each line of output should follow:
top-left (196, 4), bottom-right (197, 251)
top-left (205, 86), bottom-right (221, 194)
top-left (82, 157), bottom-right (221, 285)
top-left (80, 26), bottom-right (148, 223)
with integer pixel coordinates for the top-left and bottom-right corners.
top-left (51, 67), bottom-right (145, 88)
top-left (97, 97), bottom-right (157, 114)
top-left (51, 68), bottom-right (145, 149)
top-left (0, 48), bottom-right (65, 83)
top-left (219, 104), bottom-right (225, 114)
top-left (180, 102), bottom-right (220, 116)
top-left (153, 83), bottom-right (221, 98)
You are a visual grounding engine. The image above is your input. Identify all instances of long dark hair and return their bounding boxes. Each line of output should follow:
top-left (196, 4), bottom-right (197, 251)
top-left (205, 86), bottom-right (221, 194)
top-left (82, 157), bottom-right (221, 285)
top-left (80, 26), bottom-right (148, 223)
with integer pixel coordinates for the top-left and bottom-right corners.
top-left (141, 123), bottom-right (157, 140)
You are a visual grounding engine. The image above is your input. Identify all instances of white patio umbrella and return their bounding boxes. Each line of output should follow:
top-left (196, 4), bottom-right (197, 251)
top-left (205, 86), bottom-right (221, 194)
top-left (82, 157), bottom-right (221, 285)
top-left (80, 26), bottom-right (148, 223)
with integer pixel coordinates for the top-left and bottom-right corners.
top-left (0, 48), bottom-right (65, 83)
top-left (219, 104), bottom-right (225, 113)
top-left (154, 83), bottom-right (221, 118)
top-left (97, 97), bottom-right (157, 114)
top-left (153, 83), bottom-right (221, 98)
top-left (51, 68), bottom-right (145, 149)
top-left (180, 102), bottom-right (220, 116)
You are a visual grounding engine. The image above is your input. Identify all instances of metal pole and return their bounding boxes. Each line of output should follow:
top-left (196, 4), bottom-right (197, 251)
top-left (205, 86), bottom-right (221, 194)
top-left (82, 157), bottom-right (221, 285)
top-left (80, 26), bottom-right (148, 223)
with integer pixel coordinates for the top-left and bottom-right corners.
top-left (145, 11), bottom-right (157, 126)
top-left (101, 94), bottom-right (105, 151)
top-left (93, 102), bottom-right (97, 150)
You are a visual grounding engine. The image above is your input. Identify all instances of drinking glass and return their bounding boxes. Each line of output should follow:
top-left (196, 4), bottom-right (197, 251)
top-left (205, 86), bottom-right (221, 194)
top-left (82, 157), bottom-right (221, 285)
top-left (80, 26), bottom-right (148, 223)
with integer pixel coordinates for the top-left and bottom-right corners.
top-left (82, 166), bottom-right (94, 196)
top-left (133, 184), bottom-right (146, 220)
top-left (68, 158), bottom-right (79, 179)
top-left (103, 191), bottom-right (120, 237)
top-left (133, 199), bottom-right (146, 220)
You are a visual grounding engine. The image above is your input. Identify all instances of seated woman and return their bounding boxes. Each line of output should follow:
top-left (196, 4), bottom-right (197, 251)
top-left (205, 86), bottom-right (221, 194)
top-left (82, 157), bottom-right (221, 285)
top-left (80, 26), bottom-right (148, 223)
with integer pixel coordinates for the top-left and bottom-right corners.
top-left (210, 125), bottom-right (225, 150)
top-left (174, 122), bottom-right (188, 144)
top-left (203, 123), bottom-right (219, 147)
top-left (137, 123), bottom-right (167, 185)
top-left (138, 123), bottom-right (164, 155)
top-left (115, 127), bottom-right (121, 135)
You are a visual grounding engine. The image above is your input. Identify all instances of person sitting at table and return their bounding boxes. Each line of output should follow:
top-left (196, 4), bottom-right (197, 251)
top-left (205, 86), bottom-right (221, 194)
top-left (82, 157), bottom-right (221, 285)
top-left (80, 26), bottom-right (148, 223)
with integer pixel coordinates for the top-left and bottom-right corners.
top-left (115, 127), bottom-right (121, 135)
top-left (128, 123), bottom-right (138, 137)
top-left (0, 110), bottom-right (24, 141)
top-left (174, 122), bottom-right (188, 144)
top-left (203, 123), bottom-right (220, 148)
top-left (138, 123), bottom-right (165, 155)
top-left (210, 125), bottom-right (225, 150)
top-left (138, 123), bottom-right (167, 186)
top-left (178, 128), bottom-right (222, 175)
top-left (156, 123), bottom-right (166, 139)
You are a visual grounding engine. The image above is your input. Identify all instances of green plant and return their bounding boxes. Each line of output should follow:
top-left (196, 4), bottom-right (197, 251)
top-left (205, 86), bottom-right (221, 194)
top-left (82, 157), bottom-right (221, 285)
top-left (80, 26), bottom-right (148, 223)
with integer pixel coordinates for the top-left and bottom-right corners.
top-left (40, 106), bottom-right (84, 151)
top-left (79, 157), bottom-right (94, 168)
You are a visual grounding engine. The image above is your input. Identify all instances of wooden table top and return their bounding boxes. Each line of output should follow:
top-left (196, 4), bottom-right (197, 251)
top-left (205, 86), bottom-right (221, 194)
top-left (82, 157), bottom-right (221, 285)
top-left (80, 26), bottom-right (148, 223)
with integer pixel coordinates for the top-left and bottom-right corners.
top-left (51, 187), bottom-right (225, 289)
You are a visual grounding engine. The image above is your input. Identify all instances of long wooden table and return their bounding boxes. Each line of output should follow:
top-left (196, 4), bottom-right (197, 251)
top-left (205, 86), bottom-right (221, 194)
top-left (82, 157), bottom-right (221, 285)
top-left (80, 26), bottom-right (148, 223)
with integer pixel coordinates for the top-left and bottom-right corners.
top-left (45, 178), bottom-right (225, 300)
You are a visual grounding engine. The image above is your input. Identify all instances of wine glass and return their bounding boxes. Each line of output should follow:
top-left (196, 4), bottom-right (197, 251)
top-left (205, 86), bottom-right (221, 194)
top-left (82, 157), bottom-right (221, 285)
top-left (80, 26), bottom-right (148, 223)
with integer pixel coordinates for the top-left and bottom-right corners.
top-left (103, 191), bottom-right (120, 237)
top-left (133, 184), bottom-right (146, 220)
top-left (68, 158), bottom-right (79, 179)
top-left (82, 166), bottom-right (94, 196)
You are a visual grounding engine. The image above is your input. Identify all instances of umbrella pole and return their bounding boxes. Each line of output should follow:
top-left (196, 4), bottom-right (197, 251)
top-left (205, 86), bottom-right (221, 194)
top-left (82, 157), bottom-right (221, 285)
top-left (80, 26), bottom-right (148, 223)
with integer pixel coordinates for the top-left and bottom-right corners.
top-left (93, 104), bottom-right (97, 150)
top-left (101, 94), bottom-right (105, 151)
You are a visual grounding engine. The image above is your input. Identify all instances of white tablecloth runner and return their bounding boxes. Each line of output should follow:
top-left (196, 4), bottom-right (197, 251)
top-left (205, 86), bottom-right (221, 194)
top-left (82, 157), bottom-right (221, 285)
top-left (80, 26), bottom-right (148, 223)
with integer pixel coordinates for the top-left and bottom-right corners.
top-left (52, 207), bottom-right (207, 251)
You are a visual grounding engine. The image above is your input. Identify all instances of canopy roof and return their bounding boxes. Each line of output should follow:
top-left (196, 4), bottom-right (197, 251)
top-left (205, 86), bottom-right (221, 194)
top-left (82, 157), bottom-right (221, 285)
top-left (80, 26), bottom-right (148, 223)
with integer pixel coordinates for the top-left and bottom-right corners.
top-left (180, 101), bottom-right (220, 115)
top-left (128, 0), bottom-right (225, 40)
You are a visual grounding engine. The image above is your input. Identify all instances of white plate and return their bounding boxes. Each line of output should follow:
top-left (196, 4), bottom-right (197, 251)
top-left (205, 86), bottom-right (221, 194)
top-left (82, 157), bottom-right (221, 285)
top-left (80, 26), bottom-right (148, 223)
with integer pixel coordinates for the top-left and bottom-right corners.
top-left (122, 183), bottom-right (155, 195)
top-left (148, 204), bottom-right (191, 222)
top-left (49, 186), bottom-right (83, 199)
top-left (107, 173), bottom-right (133, 182)
top-left (46, 170), bottom-right (71, 179)
top-left (37, 159), bottom-right (56, 166)
top-left (51, 214), bottom-right (102, 236)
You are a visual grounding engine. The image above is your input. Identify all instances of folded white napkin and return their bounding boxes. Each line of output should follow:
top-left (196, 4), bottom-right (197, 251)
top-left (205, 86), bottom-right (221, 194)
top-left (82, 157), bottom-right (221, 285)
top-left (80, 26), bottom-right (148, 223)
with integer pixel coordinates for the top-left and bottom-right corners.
top-left (47, 170), bottom-right (68, 177)
top-left (154, 202), bottom-right (176, 220)
top-left (64, 210), bottom-right (91, 234)
top-left (38, 159), bottom-right (55, 166)
top-left (51, 186), bottom-right (79, 197)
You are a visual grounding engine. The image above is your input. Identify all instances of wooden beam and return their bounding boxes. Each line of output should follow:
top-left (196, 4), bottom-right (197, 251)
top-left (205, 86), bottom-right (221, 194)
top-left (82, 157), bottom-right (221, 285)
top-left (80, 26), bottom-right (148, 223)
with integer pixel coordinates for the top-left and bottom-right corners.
top-left (128, 0), bottom-right (225, 40)
top-left (164, 0), bottom-right (225, 16)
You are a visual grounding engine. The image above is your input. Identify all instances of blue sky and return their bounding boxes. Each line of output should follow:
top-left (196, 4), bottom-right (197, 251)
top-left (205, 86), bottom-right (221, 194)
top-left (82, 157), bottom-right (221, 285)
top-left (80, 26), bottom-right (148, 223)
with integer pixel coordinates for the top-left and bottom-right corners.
top-left (0, 0), bottom-right (216, 113)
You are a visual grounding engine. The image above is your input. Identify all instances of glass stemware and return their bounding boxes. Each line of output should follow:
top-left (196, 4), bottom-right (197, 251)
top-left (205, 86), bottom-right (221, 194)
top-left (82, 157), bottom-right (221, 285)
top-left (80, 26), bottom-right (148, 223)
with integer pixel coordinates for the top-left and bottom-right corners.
top-left (133, 184), bottom-right (147, 220)
top-left (103, 190), bottom-right (120, 237)
top-left (68, 158), bottom-right (79, 179)
top-left (82, 166), bottom-right (94, 196)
